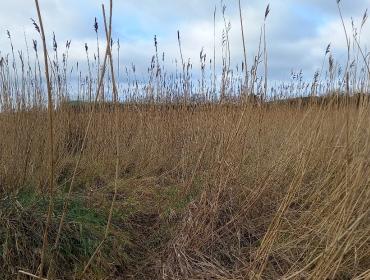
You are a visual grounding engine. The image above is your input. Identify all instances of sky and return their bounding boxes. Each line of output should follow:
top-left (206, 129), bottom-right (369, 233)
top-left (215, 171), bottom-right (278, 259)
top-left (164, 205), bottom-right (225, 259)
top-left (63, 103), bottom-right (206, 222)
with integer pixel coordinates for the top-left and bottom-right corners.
top-left (0, 0), bottom-right (370, 83)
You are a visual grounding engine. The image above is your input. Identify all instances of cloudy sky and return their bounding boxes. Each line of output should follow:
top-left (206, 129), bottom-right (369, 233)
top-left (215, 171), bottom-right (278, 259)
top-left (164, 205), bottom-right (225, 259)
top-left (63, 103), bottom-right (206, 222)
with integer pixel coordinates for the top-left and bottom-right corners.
top-left (0, 0), bottom-right (369, 82)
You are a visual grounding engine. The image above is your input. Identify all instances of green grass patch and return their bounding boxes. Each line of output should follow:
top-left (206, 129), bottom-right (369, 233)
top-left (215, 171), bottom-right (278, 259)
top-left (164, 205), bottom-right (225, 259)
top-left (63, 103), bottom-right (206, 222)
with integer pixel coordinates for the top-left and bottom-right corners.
top-left (0, 187), bottom-right (130, 279)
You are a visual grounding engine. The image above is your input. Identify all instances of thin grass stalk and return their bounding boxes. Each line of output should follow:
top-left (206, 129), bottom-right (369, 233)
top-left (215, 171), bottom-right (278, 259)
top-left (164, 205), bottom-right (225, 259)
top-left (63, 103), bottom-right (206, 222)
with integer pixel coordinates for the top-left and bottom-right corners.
top-left (51, 20), bottom-right (110, 247)
top-left (238, 0), bottom-right (248, 99)
top-left (81, 1), bottom-right (118, 276)
top-left (263, 4), bottom-right (269, 103)
top-left (337, 0), bottom-right (351, 87)
top-left (345, 72), bottom-right (350, 219)
top-left (17, 270), bottom-right (49, 280)
top-left (177, 31), bottom-right (186, 103)
top-left (213, 7), bottom-right (217, 99)
top-left (337, 1), bottom-right (352, 220)
top-left (94, 17), bottom-right (100, 95)
top-left (85, 43), bottom-right (93, 102)
top-left (46, 4), bottom-right (113, 277)
top-left (33, 0), bottom-right (55, 277)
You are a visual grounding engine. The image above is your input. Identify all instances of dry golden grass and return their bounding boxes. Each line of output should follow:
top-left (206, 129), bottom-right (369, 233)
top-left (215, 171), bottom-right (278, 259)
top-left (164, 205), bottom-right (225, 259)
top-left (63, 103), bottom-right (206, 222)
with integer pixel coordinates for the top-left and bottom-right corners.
top-left (1, 102), bottom-right (370, 279)
top-left (0, 0), bottom-right (370, 279)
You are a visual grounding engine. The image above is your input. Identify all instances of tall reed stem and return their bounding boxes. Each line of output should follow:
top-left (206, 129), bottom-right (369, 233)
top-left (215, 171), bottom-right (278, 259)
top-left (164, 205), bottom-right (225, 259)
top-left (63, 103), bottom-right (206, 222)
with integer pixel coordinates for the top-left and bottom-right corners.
top-left (238, 0), bottom-right (248, 99)
top-left (33, 0), bottom-right (55, 277)
top-left (46, 3), bottom-right (113, 278)
top-left (81, 0), bottom-right (119, 276)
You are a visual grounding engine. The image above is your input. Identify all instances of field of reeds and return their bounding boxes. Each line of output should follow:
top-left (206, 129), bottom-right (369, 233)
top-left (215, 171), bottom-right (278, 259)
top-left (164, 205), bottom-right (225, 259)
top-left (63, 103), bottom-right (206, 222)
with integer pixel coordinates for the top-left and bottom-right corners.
top-left (0, 0), bottom-right (370, 279)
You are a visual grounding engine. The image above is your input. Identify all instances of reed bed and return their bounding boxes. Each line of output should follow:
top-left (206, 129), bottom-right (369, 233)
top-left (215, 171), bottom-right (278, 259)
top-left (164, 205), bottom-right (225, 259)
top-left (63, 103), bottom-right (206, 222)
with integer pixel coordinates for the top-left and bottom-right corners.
top-left (0, 0), bottom-right (370, 279)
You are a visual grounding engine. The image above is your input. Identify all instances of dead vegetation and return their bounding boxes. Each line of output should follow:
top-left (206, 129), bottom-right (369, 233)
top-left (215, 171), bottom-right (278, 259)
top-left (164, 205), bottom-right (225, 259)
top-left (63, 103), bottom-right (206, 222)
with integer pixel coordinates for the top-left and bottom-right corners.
top-left (0, 0), bottom-right (370, 279)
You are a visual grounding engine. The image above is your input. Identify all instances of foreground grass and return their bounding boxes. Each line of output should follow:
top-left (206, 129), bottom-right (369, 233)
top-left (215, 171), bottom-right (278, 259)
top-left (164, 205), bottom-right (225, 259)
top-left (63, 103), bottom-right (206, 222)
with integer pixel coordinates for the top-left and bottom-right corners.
top-left (1, 102), bottom-right (370, 279)
top-left (0, 181), bottom-right (192, 279)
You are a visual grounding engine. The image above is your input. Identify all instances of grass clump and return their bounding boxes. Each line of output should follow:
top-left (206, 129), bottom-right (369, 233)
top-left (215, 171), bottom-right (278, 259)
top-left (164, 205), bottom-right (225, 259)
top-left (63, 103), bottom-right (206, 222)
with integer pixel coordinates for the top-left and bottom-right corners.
top-left (0, 188), bottom-right (130, 279)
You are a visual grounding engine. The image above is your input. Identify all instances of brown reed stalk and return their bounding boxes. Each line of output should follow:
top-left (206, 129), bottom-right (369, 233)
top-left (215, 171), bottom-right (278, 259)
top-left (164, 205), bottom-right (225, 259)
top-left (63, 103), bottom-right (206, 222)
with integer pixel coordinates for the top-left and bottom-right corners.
top-left (17, 270), bottom-right (49, 280)
top-left (104, 11), bottom-right (120, 244)
top-left (238, 0), bottom-right (248, 99)
top-left (81, 1), bottom-right (118, 276)
top-left (336, 0), bottom-right (351, 86)
top-left (256, 5), bottom-right (269, 182)
top-left (33, 0), bottom-right (55, 277)
top-left (94, 17), bottom-right (101, 93)
top-left (46, 3), bottom-right (113, 278)
top-left (213, 6), bottom-right (217, 98)
top-left (85, 43), bottom-right (93, 102)
top-left (177, 30), bottom-right (186, 103)
top-left (337, 1), bottom-right (351, 216)
top-left (263, 4), bottom-right (270, 103)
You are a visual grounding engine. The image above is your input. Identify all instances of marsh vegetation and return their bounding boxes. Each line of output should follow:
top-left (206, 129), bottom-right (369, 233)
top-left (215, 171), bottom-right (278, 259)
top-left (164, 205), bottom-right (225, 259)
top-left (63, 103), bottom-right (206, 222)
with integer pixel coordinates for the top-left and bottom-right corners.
top-left (0, 0), bottom-right (370, 279)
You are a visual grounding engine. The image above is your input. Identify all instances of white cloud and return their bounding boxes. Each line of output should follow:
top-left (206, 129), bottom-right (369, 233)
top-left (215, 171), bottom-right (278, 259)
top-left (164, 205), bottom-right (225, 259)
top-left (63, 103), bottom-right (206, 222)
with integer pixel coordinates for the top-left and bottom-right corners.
top-left (0, 0), bottom-right (369, 82)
